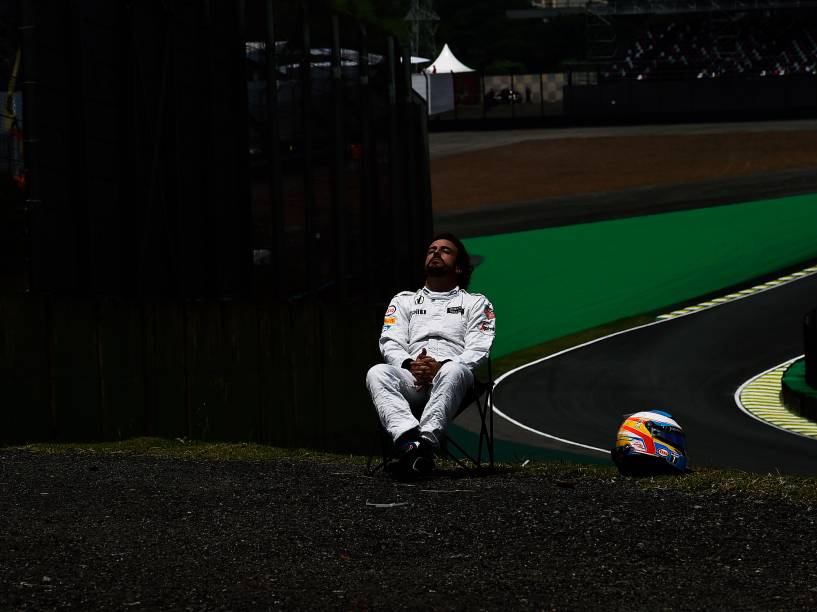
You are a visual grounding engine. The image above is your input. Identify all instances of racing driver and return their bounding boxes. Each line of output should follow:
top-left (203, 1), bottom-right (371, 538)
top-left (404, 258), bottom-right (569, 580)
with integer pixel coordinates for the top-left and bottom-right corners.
top-left (365, 233), bottom-right (496, 478)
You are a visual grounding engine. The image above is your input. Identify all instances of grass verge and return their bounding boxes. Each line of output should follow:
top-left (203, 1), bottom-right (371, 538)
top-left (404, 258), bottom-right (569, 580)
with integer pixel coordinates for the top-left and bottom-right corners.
top-left (6, 437), bottom-right (368, 465)
top-left (540, 462), bottom-right (817, 505)
top-left (7, 438), bottom-right (817, 505)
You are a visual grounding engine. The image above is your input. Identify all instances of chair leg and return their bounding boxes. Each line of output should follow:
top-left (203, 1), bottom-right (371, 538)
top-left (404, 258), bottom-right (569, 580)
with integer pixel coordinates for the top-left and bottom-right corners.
top-left (366, 415), bottom-right (393, 476)
top-left (488, 389), bottom-right (494, 469)
top-left (441, 436), bottom-right (477, 474)
top-left (476, 390), bottom-right (494, 470)
top-left (442, 387), bottom-right (495, 473)
top-left (366, 453), bottom-right (388, 476)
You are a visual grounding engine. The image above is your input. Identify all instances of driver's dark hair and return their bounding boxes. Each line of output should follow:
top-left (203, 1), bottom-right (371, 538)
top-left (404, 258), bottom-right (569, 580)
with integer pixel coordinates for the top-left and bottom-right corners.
top-left (429, 232), bottom-right (473, 290)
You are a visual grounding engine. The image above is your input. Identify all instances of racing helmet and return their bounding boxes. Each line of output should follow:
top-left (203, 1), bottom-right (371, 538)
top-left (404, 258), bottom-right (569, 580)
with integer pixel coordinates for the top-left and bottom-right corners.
top-left (611, 410), bottom-right (688, 476)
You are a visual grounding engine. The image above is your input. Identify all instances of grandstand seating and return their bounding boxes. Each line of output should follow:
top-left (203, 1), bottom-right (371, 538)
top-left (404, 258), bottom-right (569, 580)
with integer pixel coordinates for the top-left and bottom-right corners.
top-left (601, 13), bottom-right (817, 80)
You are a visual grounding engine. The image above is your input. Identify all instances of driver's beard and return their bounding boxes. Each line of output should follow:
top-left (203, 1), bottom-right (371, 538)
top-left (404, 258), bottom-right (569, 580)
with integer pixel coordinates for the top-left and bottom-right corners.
top-left (425, 263), bottom-right (449, 277)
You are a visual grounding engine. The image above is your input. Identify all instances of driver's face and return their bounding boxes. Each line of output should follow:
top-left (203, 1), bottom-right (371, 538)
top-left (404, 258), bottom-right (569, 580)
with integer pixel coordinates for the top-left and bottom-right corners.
top-left (425, 239), bottom-right (458, 273)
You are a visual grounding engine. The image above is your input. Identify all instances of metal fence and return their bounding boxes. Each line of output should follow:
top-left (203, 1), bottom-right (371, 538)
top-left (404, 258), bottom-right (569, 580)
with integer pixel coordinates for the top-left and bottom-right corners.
top-left (245, 1), bottom-right (432, 303)
top-left (428, 71), bottom-right (582, 123)
top-left (427, 68), bottom-right (817, 128)
top-left (0, 0), bottom-right (432, 448)
top-left (5, 0), bottom-right (431, 302)
top-left (0, 130), bottom-right (22, 171)
top-left (565, 74), bottom-right (817, 118)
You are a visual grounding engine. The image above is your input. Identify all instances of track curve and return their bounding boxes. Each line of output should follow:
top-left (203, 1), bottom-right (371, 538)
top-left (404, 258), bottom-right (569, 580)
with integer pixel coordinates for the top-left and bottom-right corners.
top-left (493, 272), bottom-right (817, 475)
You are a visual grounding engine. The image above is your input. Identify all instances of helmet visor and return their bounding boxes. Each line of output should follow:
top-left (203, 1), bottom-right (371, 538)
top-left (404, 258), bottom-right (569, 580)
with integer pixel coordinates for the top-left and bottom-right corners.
top-left (647, 421), bottom-right (686, 452)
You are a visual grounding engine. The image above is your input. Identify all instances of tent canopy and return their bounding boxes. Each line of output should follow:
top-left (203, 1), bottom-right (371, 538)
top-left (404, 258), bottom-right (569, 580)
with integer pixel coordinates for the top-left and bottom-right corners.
top-left (424, 44), bottom-right (474, 73)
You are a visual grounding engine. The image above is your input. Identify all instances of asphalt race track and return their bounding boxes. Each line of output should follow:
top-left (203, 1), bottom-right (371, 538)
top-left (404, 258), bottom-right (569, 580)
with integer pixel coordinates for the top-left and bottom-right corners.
top-left (493, 271), bottom-right (817, 475)
top-left (434, 121), bottom-right (817, 475)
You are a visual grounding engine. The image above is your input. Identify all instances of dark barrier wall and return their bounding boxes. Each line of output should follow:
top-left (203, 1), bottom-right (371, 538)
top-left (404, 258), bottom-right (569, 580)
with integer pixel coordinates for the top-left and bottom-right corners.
top-left (565, 75), bottom-right (817, 119)
top-left (807, 309), bottom-right (817, 388)
top-left (3, 0), bottom-right (432, 448)
top-left (0, 295), bottom-right (382, 452)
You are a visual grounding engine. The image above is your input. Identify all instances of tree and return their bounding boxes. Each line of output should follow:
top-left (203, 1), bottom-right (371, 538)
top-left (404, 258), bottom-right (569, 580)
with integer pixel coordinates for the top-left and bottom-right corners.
top-left (434, 0), bottom-right (586, 72)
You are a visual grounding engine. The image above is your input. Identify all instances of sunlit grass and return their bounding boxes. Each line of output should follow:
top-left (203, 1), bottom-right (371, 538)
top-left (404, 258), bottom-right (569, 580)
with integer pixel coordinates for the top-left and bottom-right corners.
top-left (516, 460), bottom-right (817, 505)
top-left (633, 466), bottom-right (817, 505)
top-left (9, 437), bottom-right (366, 464)
top-left (9, 437), bottom-right (817, 504)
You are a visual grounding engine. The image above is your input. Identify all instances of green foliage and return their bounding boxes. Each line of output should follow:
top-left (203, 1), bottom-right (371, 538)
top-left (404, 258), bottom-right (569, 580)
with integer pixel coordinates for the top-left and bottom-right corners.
top-left (434, 1), bottom-right (586, 72)
top-left (330, 0), bottom-right (411, 39)
top-left (324, 1), bottom-right (588, 69)
top-left (330, 0), bottom-right (376, 21)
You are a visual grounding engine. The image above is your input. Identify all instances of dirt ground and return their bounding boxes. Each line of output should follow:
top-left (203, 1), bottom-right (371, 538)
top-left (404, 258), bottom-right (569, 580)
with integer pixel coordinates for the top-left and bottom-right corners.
top-left (4, 450), bottom-right (817, 611)
top-left (431, 130), bottom-right (817, 212)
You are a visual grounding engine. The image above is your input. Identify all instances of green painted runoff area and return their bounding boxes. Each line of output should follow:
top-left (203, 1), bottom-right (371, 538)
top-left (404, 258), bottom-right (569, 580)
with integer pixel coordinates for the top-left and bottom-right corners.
top-left (783, 359), bottom-right (817, 397)
top-left (464, 193), bottom-right (817, 360)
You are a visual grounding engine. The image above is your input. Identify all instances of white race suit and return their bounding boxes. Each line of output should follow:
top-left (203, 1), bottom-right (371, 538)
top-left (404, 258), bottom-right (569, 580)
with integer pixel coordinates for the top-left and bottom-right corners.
top-left (365, 286), bottom-right (496, 447)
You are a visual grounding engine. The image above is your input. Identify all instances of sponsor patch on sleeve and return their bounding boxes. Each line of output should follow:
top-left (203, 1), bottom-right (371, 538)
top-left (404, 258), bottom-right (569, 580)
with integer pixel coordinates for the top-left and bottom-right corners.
top-left (484, 305), bottom-right (495, 320)
top-left (385, 304), bottom-right (397, 316)
top-left (479, 321), bottom-right (495, 333)
top-left (383, 316), bottom-right (397, 326)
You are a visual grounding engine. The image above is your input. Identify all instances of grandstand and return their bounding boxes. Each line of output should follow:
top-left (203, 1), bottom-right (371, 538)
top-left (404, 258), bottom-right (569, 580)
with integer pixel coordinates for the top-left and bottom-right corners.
top-left (601, 12), bottom-right (817, 80)
top-left (512, 1), bottom-right (817, 81)
top-left (506, 1), bottom-right (817, 119)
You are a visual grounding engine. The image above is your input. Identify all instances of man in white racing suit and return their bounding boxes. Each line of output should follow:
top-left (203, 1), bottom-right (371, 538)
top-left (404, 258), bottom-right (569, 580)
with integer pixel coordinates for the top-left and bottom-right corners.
top-left (366, 233), bottom-right (495, 478)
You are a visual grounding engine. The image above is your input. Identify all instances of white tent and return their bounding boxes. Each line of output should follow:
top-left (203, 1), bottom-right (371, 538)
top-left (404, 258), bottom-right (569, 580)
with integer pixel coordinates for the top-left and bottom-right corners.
top-left (424, 44), bottom-right (474, 74)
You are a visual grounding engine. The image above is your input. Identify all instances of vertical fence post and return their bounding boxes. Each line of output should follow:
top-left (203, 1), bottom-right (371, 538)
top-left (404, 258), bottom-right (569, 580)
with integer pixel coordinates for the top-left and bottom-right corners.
top-left (416, 77), bottom-right (433, 255)
top-left (264, 0), bottom-right (286, 298)
top-left (387, 36), bottom-right (402, 288)
top-left (300, 1), bottom-right (315, 295)
top-left (330, 14), bottom-right (347, 301)
top-left (511, 73), bottom-right (516, 119)
top-left (402, 45), bottom-right (419, 265)
top-left (19, 0), bottom-right (39, 293)
top-left (481, 72), bottom-right (486, 120)
top-left (357, 23), bottom-right (375, 301)
top-left (453, 70), bottom-right (458, 120)
top-left (564, 68), bottom-right (572, 115)
top-left (234, 0), bottom-right (253, 297)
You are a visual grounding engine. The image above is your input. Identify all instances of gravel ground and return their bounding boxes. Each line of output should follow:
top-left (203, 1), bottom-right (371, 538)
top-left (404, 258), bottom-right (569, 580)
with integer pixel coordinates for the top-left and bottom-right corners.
top-left (430, 127), bottom-right (817, 213)
top-left (3, 450), bottom-right (817, 611)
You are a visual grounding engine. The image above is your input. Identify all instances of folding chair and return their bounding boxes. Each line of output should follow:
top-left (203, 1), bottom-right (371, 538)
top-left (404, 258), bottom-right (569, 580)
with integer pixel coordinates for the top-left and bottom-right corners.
top-left (441, 359), bottom-right (495, 472)
top-left (366, 359), bottom-right (494, 476)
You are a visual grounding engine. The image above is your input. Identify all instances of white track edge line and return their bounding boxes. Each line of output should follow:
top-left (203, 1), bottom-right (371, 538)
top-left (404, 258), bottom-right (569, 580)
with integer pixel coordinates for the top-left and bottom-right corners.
top-left (491, 265), bottom-right (817, 452)
top-left (491, 316), bottom-right (667, 455)
top-left (490, 410), bottom-right (609, 454)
